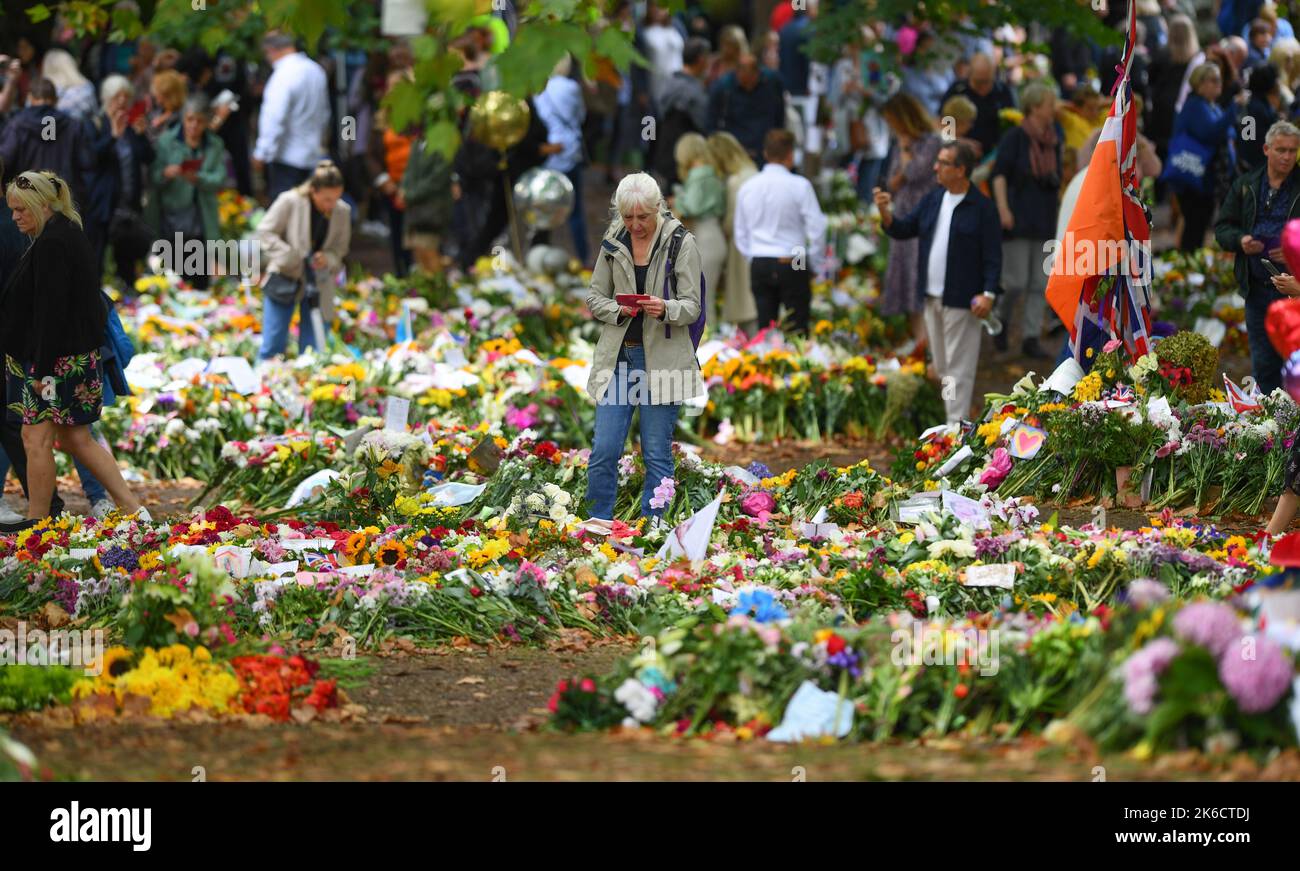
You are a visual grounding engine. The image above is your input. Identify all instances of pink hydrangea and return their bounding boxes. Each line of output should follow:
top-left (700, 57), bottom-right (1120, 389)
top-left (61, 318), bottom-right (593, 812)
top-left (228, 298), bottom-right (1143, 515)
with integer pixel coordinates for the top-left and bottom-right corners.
top-left (1123, 637), bottom-right (1181, 715)
top-left (1218, 636), bottom-right (1295, 713)
top-left (1172, 602), bottom-right (1243, 658)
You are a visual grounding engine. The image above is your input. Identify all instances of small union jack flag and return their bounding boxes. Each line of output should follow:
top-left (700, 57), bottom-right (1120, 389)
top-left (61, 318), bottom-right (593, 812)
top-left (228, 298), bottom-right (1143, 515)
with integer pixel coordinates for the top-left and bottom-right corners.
top-left (302, 551), bottom-right (338, 571)
top-left (1111, 384), bottom-right (1135, 404)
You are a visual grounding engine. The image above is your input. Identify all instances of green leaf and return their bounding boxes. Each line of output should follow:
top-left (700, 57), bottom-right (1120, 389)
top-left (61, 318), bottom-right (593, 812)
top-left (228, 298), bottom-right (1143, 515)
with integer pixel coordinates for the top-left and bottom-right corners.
top-left (199, 26), bottom-right (226, 57)
top-left (592, 25), bottom-right (645, 72)
top-left (384, 79), bottom-right (426, 135)
top-left (26, 3), bottom-right (51, 23)
top-left (425, 119), bottom-right (461, 162)
top-left (428, 0), bottom-right (477, 28)
top-left (494, 22), bottom-right (590, 96)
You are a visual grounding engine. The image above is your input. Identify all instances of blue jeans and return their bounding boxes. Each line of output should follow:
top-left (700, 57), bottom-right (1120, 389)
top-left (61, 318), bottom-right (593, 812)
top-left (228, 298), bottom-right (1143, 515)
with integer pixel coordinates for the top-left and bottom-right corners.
top-left (1245, 280), bottom-right (1285, 395)
top-left (585, 345), bottom-right (681, 519)
top-left (259, 294), bottom-right (320, 360)
top-left (0, 429), bottom-right (108, 504)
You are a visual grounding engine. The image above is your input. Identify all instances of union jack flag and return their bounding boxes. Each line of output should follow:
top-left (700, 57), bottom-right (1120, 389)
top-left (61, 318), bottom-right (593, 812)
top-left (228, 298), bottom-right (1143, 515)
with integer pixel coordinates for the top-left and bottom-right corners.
top-left (1223, 375), bottom-right (1263, 414)
top-left (1111, 384), bottom-right (1135, 404)
top-left (303, 551), bottom-right (338, 571)
top-left (1046, 0), bottom-right (1154, 362)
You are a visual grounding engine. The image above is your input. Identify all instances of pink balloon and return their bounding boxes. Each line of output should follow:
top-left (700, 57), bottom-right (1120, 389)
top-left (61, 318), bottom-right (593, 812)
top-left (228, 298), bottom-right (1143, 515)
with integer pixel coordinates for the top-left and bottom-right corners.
top-left (1283, 218), bottom-right (1300, 276)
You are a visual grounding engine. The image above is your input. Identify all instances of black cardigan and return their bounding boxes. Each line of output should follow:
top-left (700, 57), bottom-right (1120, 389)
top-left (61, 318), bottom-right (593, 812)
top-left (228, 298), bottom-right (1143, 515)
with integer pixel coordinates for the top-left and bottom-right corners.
top-left (0, 213), bottom-right (106, 378)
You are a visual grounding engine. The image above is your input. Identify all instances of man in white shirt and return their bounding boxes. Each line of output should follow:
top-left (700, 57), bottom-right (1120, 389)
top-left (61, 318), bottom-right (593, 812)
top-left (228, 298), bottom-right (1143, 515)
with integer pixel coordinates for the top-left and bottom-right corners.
top-left (733, 129), bottom-right (828, 335)
top-left (252, 32), bottom-right (331, 200)
top-left (875, 140), bottom-right (1002, 423)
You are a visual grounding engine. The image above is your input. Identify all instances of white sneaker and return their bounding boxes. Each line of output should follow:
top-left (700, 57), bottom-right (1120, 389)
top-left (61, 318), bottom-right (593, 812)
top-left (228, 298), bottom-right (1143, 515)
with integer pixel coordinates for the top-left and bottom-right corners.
top-left (0, 503), bottom-right (25, 524)
top-left (90, 498), bottom-right (116, 520)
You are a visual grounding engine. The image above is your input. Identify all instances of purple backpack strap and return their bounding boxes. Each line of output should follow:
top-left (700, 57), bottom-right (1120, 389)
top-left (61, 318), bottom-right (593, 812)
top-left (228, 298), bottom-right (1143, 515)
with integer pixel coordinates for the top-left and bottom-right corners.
top-left (661, 226), bottom-right (685, 339)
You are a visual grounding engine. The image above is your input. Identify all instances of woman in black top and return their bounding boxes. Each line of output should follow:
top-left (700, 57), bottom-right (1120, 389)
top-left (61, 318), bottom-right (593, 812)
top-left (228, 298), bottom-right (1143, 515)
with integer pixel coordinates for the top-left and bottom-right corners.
top-left (0, 170), bottom-right (146, 529)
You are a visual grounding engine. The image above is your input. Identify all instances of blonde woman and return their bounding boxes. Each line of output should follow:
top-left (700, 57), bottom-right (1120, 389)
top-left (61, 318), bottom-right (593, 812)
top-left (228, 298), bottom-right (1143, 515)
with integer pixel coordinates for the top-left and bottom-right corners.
top-left (1269, 37), bottom-right (1300, 106)
top-left (148, 69), bottom-right (188, 144)
top-left (254, 161), bottom-right (351, 359)
top-left (584, 172), bottom-right (703, 523)
top-left (709, 25), bottom-right (749, 85)
top-left (41, 48), bottom-right (97, 121)
top-left (672, 133), bottom-right (726, 332)
top-left (0, 171), bottom-right (147, 529)
top-left (880, 92), bottom-right (942, 340)
top-left (708, 131), bottom-right (758, 332)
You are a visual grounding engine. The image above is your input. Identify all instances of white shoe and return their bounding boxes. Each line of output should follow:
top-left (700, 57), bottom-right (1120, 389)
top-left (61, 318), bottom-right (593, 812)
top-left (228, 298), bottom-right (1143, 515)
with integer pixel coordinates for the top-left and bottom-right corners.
top-left (0, 503), bottom-right (25, 524)
top-left (90, 498), bottom-right (116, 520)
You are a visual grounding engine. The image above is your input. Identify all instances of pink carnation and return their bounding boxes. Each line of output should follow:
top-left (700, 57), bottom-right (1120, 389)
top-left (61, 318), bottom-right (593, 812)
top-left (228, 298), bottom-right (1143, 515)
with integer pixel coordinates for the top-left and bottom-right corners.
top-left (740, 490), bottom-right (777, 524)
top-left (1172, 602), bottom-right (1242, 658)
top-left (1218, 636), bottom-right (1295, 713)
top-left (1122, 637), bottom-right (1181, 715)
top-left (978, 448), bottom-right (1013, 490)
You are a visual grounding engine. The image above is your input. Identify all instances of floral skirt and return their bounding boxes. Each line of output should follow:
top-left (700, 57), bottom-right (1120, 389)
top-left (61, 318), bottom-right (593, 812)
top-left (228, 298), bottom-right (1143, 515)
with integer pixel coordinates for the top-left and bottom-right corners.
top-left (5, 351), bottom-right (103, 426)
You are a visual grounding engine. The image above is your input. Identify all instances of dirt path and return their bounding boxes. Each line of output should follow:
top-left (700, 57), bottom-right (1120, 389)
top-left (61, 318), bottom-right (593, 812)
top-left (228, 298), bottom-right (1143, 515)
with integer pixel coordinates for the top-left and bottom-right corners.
top-left (10, 645), bottom-right (1298, 781)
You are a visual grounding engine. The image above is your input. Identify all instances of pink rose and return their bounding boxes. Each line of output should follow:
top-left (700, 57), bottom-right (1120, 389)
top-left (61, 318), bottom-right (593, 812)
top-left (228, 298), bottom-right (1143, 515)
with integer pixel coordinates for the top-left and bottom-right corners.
top-left (1103, 338), bottom-right (1123, 354)
top-left (740, 490), bottom-right (777, 523)
top-left (978, 448), bottom-right (1013, 490)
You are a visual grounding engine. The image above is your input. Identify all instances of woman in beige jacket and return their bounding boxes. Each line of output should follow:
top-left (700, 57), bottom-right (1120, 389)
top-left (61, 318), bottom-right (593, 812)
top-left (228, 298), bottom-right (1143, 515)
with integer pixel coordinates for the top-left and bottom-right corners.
top-left (584, 172), bottom-right (703, 522)
top-left (254, 161), bottom-right (351, 360)
top-left (708, 132), bottom-right (758, 333)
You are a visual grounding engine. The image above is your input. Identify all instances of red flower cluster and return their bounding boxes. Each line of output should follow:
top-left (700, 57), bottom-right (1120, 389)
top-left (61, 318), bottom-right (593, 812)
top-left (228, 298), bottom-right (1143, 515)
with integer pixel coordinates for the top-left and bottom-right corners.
top-left (230, 654), bottom-right (338, 721)
top-left (1158, 361), bottom-right (1193, 388)
top-left (902, 589), bottom-right (927, 617)
top-left (533, 441), bottom-right (560, 461)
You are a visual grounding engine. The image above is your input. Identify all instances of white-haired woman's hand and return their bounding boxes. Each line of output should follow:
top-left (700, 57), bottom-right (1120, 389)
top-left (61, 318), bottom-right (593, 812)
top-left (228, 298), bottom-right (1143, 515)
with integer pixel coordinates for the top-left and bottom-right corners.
top-left (639, 297), bottom-right (666, 319)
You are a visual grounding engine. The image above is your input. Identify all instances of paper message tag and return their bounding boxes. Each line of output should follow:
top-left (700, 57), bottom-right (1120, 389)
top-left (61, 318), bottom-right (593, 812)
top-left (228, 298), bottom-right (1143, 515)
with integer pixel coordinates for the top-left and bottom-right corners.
top-left (934, 444), bottom-right (974, 478)
top-left (893, 491), bottom-right (941, 524)
top-left (69, 548), bottom-right (98, 560)
top-left (212, 545), bottom-right (253, 578)
top-left (942, 490), bottom-right (991, 530)
top-left (384, 396), bottom-right (410, 432)
top-left (964, 563), bottom-right (1016, 588)
top-left (1007, 424), bottom-right (1047, 460)
top-left (1194, 316), bottom-right (1227, 349)
top-left (339, 564), bottom-right (375, 577)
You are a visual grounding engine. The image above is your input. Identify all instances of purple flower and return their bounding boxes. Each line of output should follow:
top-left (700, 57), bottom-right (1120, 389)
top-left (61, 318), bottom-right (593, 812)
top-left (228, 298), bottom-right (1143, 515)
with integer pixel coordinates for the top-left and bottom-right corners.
top-left (1218, 637), bottom-right (1294, 713)
top-left (99, 545), bottom-right (139, 572)
top-left (1172, 602), bottom-right (1242, 658)
top-left (974, 536), bottom-right (1009, 560)
top-left (1123, 637), bottom-right (1181, 715)
top-left (746, 461), bottom-right (773, 480)
top-left (1121, 578), bottom-right (1170, 609)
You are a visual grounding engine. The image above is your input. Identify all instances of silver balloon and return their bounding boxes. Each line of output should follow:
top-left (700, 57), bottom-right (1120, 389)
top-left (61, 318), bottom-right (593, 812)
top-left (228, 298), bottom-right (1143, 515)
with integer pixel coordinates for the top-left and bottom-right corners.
top-left (513, 168), bottom-right (575, 231)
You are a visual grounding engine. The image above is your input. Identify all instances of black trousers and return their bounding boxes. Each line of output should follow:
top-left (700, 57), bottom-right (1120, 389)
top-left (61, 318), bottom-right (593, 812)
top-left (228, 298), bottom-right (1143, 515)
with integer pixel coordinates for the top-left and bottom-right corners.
top-left (751, 257), bottom-right (812, 336)
top-left (0, 420), bottom-right (64, 516)
top-left (1178, 187), bottom-right (1216, 252)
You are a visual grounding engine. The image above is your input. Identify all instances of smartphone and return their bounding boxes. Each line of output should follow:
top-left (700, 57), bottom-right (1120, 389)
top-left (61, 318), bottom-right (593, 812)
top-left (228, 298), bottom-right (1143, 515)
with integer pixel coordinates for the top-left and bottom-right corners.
top-left (1261, 258), bottom-right (1283, 277)
top-left (180, 158), bottom-right (202, 173)
top-left (615, 294), bottom-right (652, 306)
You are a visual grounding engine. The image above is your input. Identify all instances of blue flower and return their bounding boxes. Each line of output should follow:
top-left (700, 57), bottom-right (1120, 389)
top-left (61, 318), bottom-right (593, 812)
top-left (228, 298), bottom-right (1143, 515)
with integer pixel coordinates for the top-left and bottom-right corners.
top-left (730, 588), bottom-right (788, 623)
top-left (746, 461), bottom-right (773, 480)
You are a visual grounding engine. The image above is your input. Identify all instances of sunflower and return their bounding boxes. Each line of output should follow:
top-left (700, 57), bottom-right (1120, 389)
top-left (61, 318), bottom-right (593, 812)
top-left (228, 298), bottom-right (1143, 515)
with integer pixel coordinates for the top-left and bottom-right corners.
top-left (375, 540), bottom-right (408, 567)
top-left (344, 532), bottom-right (369, 558)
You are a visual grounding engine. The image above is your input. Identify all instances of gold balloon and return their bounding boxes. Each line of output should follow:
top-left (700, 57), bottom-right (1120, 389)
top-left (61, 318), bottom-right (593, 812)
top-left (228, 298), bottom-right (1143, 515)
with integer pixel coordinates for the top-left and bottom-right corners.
top-left (469, 91), bottom-right (530, 152)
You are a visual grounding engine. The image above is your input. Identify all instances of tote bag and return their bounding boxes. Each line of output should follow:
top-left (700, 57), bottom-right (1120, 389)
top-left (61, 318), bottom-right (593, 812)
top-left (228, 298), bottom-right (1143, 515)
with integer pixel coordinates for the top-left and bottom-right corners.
top-left (1159, 131), bottom-right (1216, 194)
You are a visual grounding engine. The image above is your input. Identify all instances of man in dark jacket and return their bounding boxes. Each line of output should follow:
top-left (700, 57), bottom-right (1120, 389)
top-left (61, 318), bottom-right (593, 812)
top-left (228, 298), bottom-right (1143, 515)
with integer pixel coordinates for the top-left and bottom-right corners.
top-left (1214, 119), bottom-right (1300, 395)
top-left (0, 78), bottom-right (95, 214)
top-left (876, 140), bottom-right (1002, 423)
top-left (939, 54), bottom-right (1016, 158)
top-left (708, 53), bottom-right (786, 165)
top-left (652, 36), bottom-right (710, 188)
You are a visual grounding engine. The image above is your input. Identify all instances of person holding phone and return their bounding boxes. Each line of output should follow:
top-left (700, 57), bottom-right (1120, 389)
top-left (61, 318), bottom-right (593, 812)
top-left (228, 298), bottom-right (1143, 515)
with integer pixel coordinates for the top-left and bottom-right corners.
top-left (151, 95), bottom-right (230, 290)
top-left (1215, 120), bottom-right (1300, 395)
top-left (583, 172), bottom-right (704, 526)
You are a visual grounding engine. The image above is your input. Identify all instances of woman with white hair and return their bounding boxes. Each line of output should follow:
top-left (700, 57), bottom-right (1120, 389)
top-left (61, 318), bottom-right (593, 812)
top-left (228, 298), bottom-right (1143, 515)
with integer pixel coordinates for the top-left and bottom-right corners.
top-left (583, 172), bottom-right (704, 525)
top-left (87, 73), bottom-right (155, 290)
top-left (41, 48), bottom-right (97, 121)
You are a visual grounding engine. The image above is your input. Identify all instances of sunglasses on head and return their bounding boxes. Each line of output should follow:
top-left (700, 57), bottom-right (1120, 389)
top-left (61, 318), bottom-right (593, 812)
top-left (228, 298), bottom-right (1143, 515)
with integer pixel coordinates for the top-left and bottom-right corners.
top-left (14, 174), bottom-right (60, 192)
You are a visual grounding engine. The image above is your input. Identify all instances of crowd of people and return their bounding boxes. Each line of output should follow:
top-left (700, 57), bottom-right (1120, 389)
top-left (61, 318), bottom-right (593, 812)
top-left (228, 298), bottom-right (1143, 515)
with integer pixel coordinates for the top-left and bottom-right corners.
top-left (6, 1), bottom-right (1300, 526)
